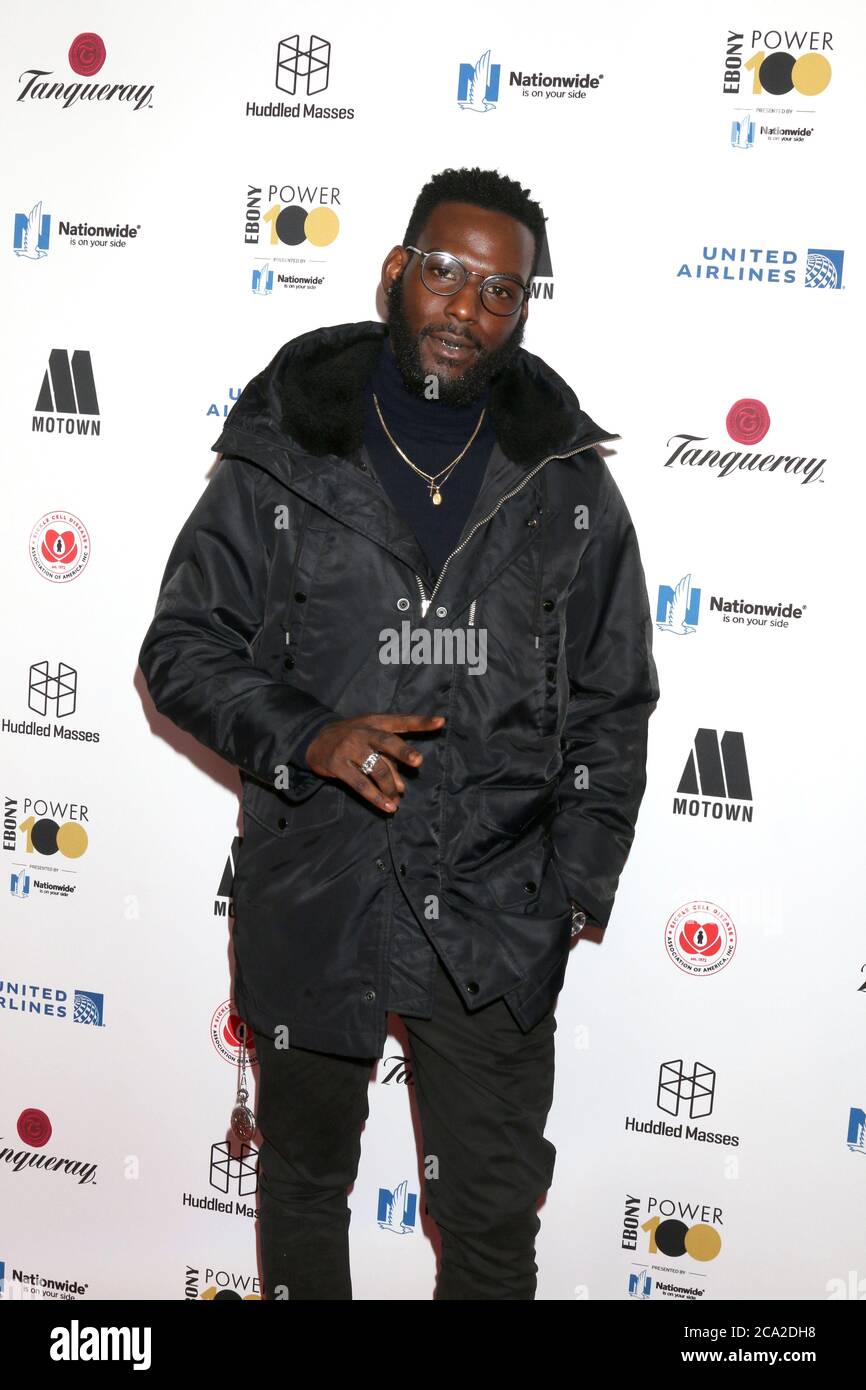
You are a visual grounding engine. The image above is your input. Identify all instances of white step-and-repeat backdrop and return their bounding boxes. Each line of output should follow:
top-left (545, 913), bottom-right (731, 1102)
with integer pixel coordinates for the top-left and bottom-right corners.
top-left (2, 0), bottom-right (863, 1301)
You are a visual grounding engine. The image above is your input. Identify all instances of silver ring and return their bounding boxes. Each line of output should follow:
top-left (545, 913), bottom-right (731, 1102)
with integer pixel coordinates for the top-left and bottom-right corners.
top-left (359, 751), bottom-right (380, 776)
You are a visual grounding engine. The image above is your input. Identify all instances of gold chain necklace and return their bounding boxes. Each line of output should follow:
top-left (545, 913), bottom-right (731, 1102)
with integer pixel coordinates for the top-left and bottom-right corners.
top-left (372, 391), bottom-right (487, 505)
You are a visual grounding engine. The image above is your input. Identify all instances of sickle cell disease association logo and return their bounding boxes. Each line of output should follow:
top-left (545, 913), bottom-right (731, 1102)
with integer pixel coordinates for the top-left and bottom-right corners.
top-left (665, 901), bottom-right (737, 976)
top-left (29, 510), bottom-right (91, 582)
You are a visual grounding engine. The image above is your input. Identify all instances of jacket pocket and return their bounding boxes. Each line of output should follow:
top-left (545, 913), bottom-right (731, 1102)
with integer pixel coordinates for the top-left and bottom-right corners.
top-left (478, 778), bottom-right (559, 840)
top-left (242, 777), bottom-right (345, 837)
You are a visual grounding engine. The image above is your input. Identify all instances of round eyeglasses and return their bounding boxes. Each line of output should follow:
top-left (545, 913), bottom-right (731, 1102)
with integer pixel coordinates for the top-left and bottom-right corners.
top-left (404, 244), bottom-right (528, 316)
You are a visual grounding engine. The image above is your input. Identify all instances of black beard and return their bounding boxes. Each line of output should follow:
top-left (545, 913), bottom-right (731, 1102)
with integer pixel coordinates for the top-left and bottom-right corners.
top-left (385, 273), bottom-right (526, 406)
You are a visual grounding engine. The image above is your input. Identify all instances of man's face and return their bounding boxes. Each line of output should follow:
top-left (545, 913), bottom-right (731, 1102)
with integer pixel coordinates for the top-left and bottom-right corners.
top-left (381, 201), bottom-right (534, 406)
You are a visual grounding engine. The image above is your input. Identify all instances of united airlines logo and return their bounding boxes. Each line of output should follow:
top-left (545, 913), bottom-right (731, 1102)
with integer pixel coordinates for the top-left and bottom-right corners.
top-left (657, 575), bottom-right (701, 634)
top-left (657, 1059), bottom-right (716, 1119)
top-left (33, 350), bottom-right (100, 435)
top-left (13, 201), bottom-right (50, 258)
top-left (674, 729), bottom-right (753, 822)
top-left (457, 50), bottom-right (500, 111)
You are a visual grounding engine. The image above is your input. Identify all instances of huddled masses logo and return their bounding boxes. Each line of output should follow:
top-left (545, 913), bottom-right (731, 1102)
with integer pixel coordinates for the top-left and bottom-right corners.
top-left (29, 661), bottom-right (77, 718)
top-left (657, 1060), bottom-right (716, 1119)
top-left (663, 397), bottom-right (825, 486)
top-left (664, 901), bottom-right (737, 976)
top-left (276, 35), bottom-right (330, 95)
top-left (29, 511), bottom-right (91, 582)
top-left (17, 32), bottom-right (154, 110)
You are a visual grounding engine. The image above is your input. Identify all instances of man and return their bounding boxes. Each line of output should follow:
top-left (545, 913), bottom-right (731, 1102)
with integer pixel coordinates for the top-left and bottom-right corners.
top-left (138, 166), bottom-right (660, 1300)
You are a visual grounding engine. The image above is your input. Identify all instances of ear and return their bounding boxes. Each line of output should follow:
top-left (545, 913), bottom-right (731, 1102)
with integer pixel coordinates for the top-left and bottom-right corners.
top-left (381, 245), bottom-right (409, 296)
top-left (520, 292), bottom-right (530, 327)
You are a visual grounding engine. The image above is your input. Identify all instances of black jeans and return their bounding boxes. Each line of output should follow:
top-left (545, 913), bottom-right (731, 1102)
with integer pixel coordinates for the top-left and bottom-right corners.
top-left (251, 951), bottom-right (558, 1300)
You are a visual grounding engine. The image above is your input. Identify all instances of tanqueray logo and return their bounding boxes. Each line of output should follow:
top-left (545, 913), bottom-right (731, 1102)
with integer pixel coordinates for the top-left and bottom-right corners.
top-left (17, 32), bottom-right (154, 110)
top-left (663, 397), bottom-right (825, 486)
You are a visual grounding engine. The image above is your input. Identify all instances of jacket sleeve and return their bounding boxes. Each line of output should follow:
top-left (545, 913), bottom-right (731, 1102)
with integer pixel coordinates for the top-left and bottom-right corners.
top-left (138, 454), bottom-right (341, 797)
top-left (551, 463), bottom-right (660, 929)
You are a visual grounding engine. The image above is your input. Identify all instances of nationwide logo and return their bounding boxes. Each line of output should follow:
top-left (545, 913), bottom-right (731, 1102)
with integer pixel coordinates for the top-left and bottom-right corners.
top-left (676, 244), bottom-right (843, 288)
top-left (377, 1180), bottom-right (417, 1234)
top-left (33, 350), bottom-right (100, 436)
top-left (17, 32), bottom-right (154, 110)
top-left (12, 202), bottom-right (140, 256)
top-left (244, 182), bottom-right (339, 293)
top-left (0, 1257), bottom-right (89, 1302)
top-left (0, 980), bottom-right (105, 1026)
top-left (656, 574), bottom-right (805, 634)
top-left (12, 201), bottom-right (50, 258)
top-left (0, 1109), bottom-right (98, 1189)
top-left (663, 397), bottom-right (825, 485)
top-left (457, 49), bottom-right (604, 111)
top-left (29, 510), bottom-right (91, 582)
top-left (210, 1002), bottom-right (257, 1066)
top-left (245, 34), bottom-right (355, 120)
top-left (674, 729), bottom-right (753, 822)
top-left (664, 901), bottom-right (737, 976)
top-left (846, 1108), bottom-right (866, 1155)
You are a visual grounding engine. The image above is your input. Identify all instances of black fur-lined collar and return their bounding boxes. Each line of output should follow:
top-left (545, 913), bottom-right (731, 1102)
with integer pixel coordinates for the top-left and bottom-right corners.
top-left (265, 319), bottom-right (610, 468)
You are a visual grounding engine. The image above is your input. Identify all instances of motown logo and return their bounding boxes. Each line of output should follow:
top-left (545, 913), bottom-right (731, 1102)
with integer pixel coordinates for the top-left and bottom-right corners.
top-left (214, 836), bottom-right (242, 918)
top-left (657, 1059), bottom-right (716, 1119)
top-left (674, 729), bottom-right (752, 822)
top-left (664, 901), bottom-right (737, 976)
top-left (29, 510), bottom-right (91, 582)
top-left (33, 350), bottom-right (100, 436)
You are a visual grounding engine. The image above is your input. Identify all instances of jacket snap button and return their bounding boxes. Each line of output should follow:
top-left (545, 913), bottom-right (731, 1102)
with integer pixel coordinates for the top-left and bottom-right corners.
top-left (358, 460), bottom-right (367, 470)
top-left (435, 606), bottom-right (447, 618)
top-left (546, 666), bottom-right (556, 682)
top-left (364, 988), bottom-right (376, 1002)
top-left (294, 592), bottom-right (306, 603)
top-left (527, 518), bottom-right (538, 529)
top-left (277, 816), bottom-right (287, 830)
top-left (542, 599), bottom-right (554, 611)
top-left (283, 656), bottom-right (294, 669)
top-left (399, 863), bottom-right (407, 875)
top-left (465, 981), bottom-right (480, 995)
top-left (523, 881), bottom-right (537, 894)
top-left (375, 859), bottom-right (387, 871)
top-left (397, 597), bottom-right (410, 611)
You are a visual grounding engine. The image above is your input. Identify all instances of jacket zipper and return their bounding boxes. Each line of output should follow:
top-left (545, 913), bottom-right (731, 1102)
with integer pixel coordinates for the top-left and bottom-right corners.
top-left (414, 437), bottom-right (619, 618)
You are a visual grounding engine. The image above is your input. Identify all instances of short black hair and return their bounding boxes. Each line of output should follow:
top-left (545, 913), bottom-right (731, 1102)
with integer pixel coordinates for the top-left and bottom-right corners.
top-left (402, 166), bottom-right (547, 281)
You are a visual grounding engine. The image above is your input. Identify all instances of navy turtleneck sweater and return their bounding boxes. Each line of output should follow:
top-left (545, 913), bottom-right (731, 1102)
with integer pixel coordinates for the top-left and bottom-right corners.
top-left (361, 332), bottom-right (496, 582)
top-left (289, 333), bottom-right (497, 770)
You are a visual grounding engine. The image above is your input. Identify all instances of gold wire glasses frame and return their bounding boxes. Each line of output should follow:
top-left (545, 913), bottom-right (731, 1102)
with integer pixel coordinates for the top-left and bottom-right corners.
top-left (403, 244), bottom-right (529, 316)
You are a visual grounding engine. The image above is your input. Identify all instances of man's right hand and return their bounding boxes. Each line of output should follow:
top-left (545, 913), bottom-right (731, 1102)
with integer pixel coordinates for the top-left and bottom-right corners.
top-left (305, 713), bottom-right (446, 813)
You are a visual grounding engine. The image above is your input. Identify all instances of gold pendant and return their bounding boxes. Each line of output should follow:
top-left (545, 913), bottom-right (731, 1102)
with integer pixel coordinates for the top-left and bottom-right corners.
top-left (432, 489), bottom-right (442, 505)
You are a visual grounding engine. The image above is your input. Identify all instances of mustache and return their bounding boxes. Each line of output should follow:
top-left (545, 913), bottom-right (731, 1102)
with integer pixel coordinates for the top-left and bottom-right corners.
top-left (422, 325), bottom-right (482, 350)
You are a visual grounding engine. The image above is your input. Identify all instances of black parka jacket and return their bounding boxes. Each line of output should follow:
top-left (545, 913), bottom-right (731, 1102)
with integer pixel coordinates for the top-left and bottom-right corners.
top-left (138, 320), bottom-right (660, 1057)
